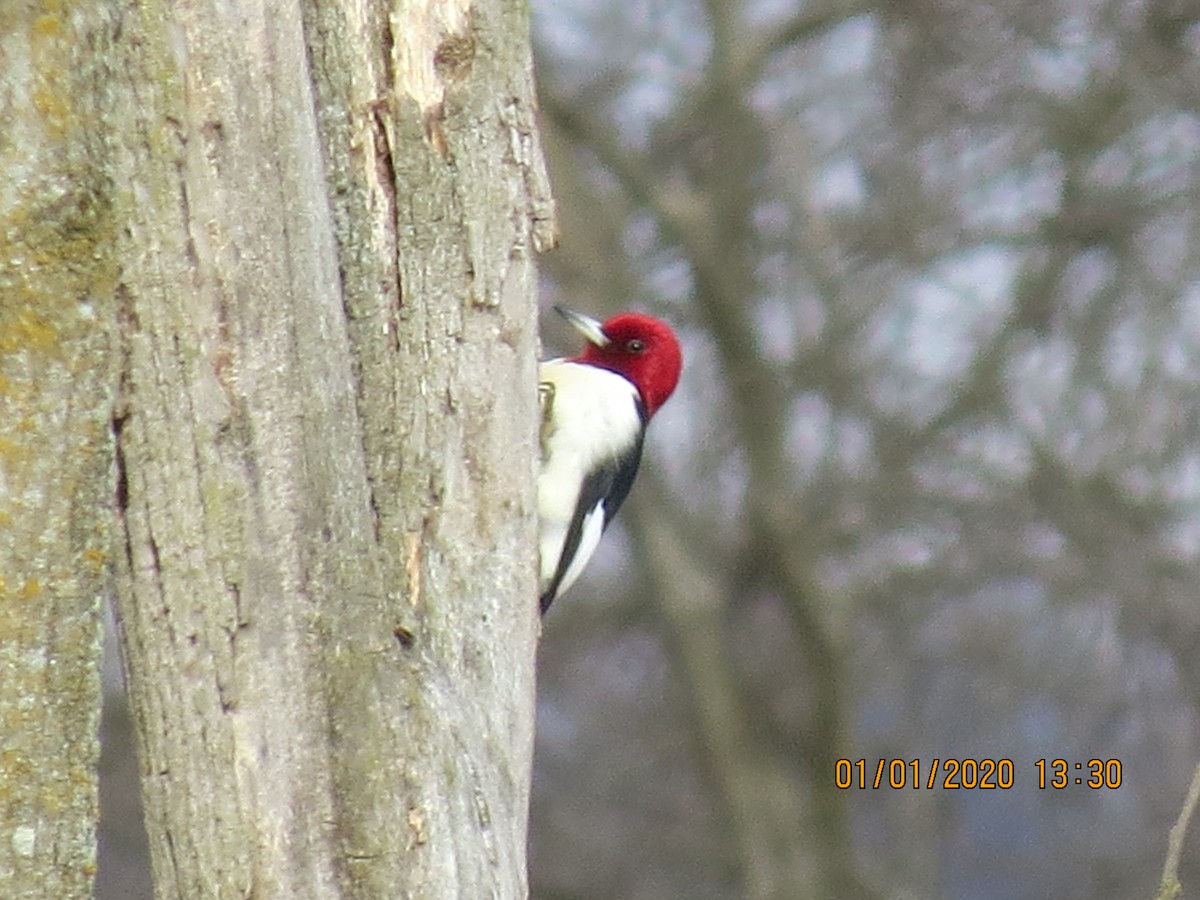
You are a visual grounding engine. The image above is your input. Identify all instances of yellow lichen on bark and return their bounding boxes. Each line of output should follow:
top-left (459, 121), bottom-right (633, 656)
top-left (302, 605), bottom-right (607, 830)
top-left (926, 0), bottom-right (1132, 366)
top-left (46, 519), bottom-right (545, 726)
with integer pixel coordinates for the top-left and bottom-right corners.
top-left (0, 1), bottom-right (116, 894)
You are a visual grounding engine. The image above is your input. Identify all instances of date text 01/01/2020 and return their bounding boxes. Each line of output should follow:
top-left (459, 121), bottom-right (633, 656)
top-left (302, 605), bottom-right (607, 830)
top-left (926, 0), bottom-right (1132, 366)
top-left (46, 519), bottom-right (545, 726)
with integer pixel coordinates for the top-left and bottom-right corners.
top-left (834, 758), bottom-right (1124, 790)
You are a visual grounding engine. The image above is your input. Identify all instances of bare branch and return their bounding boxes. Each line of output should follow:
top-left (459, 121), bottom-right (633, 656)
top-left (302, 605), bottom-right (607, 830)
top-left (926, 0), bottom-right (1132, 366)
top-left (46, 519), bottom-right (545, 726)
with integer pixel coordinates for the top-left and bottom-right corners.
top-left (1157, 761), bottom-right (1200, 900)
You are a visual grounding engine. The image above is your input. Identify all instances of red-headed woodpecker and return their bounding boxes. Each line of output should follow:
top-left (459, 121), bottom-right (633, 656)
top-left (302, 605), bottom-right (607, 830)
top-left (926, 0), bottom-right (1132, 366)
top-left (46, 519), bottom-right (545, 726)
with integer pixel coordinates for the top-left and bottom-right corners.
top-left (538, 306), bottom-right (683, 613)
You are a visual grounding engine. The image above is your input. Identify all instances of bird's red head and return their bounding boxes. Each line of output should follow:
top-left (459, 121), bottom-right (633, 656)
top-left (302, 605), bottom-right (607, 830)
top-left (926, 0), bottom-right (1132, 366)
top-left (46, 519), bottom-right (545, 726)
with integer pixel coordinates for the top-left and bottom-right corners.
top-left (557, 306), bottom-right (683, 417)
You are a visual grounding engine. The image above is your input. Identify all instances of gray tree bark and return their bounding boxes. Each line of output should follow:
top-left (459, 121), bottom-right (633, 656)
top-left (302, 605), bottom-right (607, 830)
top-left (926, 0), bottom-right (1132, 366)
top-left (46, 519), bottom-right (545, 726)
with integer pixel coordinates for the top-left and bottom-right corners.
top-left (107, 0), bottom-right (550, 895)
top-left (0, 4), bottom-right (116, 896)
top-left (3, 0), bottom-right (549, 896)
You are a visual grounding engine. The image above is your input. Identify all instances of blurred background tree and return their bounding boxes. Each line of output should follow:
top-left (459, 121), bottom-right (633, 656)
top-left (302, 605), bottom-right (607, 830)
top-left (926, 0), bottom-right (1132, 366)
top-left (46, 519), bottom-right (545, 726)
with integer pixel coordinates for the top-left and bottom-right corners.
top-left (99, 0), bottom-right (1200, 897)
top-left (529, 1), bottom-right (1200, 898)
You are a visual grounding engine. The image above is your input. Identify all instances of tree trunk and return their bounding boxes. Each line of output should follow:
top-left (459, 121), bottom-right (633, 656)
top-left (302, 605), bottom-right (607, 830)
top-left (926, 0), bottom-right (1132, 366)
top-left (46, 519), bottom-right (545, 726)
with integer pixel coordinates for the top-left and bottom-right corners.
top-left (106, 0), bottom-right (551, 896)
top-left (0, 4), bottom-right (117, 896)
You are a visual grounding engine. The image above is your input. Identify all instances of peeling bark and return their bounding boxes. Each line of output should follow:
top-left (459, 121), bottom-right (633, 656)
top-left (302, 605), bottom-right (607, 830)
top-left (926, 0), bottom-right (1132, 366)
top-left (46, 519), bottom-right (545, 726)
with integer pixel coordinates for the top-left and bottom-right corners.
top-left (0, 0), bottom-right (549, 896)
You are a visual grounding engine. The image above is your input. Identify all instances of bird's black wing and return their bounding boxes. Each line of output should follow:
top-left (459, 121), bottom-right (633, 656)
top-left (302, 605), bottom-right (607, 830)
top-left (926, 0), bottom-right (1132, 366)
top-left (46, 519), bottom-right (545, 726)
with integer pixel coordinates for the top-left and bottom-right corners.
top-left (539, 413), bottom-right (647, 614)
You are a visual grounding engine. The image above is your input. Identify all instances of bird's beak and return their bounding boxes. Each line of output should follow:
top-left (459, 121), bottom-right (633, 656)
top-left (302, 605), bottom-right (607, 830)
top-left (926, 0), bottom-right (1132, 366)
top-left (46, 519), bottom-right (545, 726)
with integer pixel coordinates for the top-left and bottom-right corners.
top-left (555, 306), bottom-right (610, 347)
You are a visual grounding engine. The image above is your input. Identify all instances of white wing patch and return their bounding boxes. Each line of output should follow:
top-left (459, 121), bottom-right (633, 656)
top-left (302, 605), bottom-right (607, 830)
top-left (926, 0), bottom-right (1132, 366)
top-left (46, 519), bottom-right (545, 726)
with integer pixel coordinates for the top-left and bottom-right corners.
top-left (553, 502), bottom-right (607, 601)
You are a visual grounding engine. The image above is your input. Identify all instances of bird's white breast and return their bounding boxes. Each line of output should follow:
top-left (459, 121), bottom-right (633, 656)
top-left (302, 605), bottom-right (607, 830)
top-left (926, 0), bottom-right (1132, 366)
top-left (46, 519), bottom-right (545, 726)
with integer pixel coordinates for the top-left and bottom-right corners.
top-left (537, 359), bottom-right (642, 594)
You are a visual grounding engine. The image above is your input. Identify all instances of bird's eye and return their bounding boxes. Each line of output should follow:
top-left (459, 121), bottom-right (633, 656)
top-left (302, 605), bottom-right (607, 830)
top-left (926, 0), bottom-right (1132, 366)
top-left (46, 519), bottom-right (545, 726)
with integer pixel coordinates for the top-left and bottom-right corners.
top-left (626, 339), bottom-right (645, 353)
